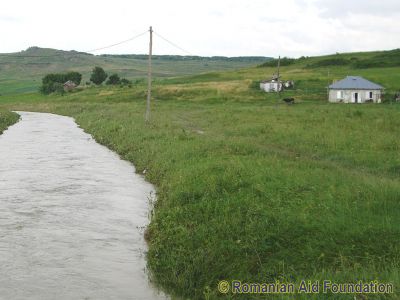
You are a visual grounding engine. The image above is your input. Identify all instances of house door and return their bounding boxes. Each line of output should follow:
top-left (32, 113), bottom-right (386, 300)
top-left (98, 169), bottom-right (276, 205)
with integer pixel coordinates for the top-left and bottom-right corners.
top-left (354, 92), bottom-right (359, 103)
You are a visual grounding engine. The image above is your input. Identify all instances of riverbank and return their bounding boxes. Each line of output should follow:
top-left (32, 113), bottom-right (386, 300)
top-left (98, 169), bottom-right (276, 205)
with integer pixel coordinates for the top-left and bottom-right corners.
top-left (2, 55), bottom-right (400, 299)
top-left (0, 109), bottom-right (19, 134)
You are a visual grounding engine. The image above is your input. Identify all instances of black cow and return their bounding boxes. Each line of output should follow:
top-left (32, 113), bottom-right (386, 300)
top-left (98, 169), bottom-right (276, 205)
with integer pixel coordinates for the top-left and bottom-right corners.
top-left (283, 98), bottom-right (295, 104)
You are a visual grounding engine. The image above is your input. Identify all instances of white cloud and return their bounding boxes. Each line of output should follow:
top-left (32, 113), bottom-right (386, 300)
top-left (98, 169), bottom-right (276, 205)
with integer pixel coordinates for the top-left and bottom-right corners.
top-left (0, 0), bottom-right (399, 57)
top-left (312, 0), bottom-right (400, 17)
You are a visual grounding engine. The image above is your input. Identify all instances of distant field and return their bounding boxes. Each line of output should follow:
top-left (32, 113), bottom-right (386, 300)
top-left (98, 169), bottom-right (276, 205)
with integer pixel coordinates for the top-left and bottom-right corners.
top-left (0, 47), bottom-right (271, 95)
top-left (1, 49), bottom-right (400, 299)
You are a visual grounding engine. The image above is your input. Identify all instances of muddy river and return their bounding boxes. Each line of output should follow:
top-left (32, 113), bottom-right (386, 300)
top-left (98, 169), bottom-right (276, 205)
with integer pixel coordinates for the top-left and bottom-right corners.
top-left (0, 112), bottom-right (168, 300)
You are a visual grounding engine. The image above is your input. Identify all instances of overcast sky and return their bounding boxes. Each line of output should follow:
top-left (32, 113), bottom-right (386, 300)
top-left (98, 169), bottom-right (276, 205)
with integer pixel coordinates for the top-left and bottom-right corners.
top-left (1, 0), bottom-right (399, 57)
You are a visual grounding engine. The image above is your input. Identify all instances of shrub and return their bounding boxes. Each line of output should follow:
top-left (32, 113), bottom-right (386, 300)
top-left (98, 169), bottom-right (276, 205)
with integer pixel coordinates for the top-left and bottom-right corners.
top-left (106, 74), bottom-right (121, 85)
top-left (66, 71), bottom-right (82, 85)
top-left (249, 80), bottom-right (261, 90)
top-left (120, 78), bottom-right (132, 86)
top-left (42, 72), bottom-right (82, 86)
top-left (40, 71), bottom-right (82, 94)
top-left (90, 67), bottom-right (108, 85)
top-left (40, 82), bottom-right (65, 95)
top-left (306, 58), bottom-right (351, 68)
top-left (258, 57), bottom-right (296, 68)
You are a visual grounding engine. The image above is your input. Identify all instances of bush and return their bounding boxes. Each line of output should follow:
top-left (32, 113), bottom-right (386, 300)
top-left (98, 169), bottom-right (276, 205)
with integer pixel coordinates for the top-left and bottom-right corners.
top-left (52, 82), bottom-right (65, 95)
top-left (90, 67), bottom-right (108, 85)
top-left (40, 82), bottom-right (65, 95)
top-left (42, 72), bottom-right (82, 86)
top-left (382, 92), bottom-right (396, 103)
top-left (120, 78), bottom-right (132, 86)
top-left (40, 71), bottom-right (81, 94)
top-left (249, 80), bottom-right (261, 90)
top-left (66, 72), bottom-right (82, 85)
top-left (306, 58), bottom-right (351, 68)
top-left (258, 57), bottom-right (296, 68)
top-left (133, 78), bottom-right (145, 85)
top-left (106, 74), bottom-right (121, 85)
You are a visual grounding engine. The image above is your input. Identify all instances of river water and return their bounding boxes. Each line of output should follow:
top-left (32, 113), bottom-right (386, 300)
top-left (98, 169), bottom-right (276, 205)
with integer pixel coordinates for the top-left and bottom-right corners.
top-left (0, 112), bottom-right (168, 300)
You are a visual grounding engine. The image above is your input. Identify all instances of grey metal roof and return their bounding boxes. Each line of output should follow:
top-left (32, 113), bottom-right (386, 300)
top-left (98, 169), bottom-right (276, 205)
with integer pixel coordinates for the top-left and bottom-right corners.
top-left (328, 76), bottom-right (383, 90)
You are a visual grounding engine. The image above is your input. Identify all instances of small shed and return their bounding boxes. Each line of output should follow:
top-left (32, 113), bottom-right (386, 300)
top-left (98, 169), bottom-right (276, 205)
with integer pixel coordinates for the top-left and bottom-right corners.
top-left (260, 74), bottom-right (294, 93)
top-left (260, 79), bottom-right (283, 92)
top-left (328, 76), bottom-right (383, 103)
top-left (63, 80), bottom-right (77, 92)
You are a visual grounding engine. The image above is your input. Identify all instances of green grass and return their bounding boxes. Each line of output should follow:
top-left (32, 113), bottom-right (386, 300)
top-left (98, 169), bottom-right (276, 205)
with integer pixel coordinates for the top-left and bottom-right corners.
top-left (1, 50), bottom-right (400, 299)
top-left (0, 109), bottom-right (19, 134)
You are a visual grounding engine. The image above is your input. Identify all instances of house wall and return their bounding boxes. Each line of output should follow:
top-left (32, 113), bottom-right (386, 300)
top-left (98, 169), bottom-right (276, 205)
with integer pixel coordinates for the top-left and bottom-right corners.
top-left (260, 82), bottom-right (282, 92)
top-left (328, 89), bottom-right (382, 103)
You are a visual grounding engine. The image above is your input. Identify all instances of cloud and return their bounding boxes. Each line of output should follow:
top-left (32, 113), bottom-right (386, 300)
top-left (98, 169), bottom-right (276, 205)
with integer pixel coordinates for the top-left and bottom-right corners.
top-left (312, 0), bottom-right (400, 18)
top-left (0, 15), bottom-right (21, 23)
top-left (0, 0), bottom-right (399, 57)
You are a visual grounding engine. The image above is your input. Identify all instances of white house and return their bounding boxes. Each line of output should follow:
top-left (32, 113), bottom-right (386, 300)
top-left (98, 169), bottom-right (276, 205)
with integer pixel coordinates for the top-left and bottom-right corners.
top-left (328, 76), bottom-right (383, 103)
top-left (260, 79), bottom-right (283, 92)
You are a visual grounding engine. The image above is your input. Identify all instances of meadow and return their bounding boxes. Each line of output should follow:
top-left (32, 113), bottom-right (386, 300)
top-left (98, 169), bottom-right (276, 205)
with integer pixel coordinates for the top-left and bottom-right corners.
top-left (0, 47), bottom-right (269, 95)
top-left (1, 50), bottom-right (400, 299)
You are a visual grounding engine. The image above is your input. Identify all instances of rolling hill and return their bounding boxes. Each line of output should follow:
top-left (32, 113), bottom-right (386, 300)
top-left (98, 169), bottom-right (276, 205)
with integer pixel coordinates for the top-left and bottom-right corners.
top-left (0, 47), bottom-right (271, 95)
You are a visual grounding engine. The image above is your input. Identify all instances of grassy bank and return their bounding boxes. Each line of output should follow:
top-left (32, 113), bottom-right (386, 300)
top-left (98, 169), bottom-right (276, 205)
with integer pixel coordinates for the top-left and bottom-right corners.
top-left (0, 109), bottom-right (19, 134)
top-left (2, 52), bottom-right (400, 299)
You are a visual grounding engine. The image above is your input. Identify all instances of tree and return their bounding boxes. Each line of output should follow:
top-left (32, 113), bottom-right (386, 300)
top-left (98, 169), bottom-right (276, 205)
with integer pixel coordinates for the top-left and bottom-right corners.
top-left (39, 82), bottom-right (64, 95)
top-left (66, 71), bottom-right (82, 85)
top-left (106, 73), bottom-right (121, 85)
top-left (90, 67), bottom-right (108, 85)
top-left (120, 78), bottom-right (132, 86)
top-left (40, 71), bottom-right (82, 95)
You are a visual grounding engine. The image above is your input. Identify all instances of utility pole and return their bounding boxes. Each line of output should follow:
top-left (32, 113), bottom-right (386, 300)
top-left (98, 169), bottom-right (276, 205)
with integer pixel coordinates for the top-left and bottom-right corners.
top-left (145, 26), bottom-right (153, 122)
top-left (277, 55), bottom-right (281, 100)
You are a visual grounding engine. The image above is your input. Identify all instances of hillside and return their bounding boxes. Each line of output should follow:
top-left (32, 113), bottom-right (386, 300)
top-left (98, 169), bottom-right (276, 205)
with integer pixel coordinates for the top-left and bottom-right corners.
top-left (0, 47), bottom-right (271, 95)
top-left (2, 49), bottom-right (400, 299)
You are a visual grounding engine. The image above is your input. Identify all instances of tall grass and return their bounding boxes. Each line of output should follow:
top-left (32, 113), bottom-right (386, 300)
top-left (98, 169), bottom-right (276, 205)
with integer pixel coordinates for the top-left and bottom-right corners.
top-left (0, 109), bottom-right (19, 134)
top-left (2, 50), bottom-right (400, 299)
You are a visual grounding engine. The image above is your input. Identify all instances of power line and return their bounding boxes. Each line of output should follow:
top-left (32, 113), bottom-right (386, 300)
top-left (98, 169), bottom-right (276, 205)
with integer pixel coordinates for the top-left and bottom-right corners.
top-left (0, 32), bottom-right (197, 61)
top-left (0, 30), bottom-right (148, 58)
top-left (153, 31), bottom-right (194, 56)
top-left (85, 30), bottom-right (148, 53)
top-left (0, 30), bottom-right (194, 58)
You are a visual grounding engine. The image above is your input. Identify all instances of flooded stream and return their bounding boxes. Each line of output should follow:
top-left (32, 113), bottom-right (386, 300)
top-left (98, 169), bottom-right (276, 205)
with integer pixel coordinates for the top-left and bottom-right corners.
top-left (0, 112), bottom-right (168, 300)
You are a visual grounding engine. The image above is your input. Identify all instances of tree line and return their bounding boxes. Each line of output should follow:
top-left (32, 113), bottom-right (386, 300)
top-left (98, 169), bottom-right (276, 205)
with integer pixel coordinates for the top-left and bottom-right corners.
top-left (100, 54), bottom-right (272, 62)
top-left (258, 49), bottom-right (400, 69)
top-left (40, 67), bottom-right (132, 95)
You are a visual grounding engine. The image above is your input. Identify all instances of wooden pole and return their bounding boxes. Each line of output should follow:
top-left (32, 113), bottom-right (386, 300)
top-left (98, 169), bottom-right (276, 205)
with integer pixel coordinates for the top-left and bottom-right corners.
top-left (145, 26), bottom-right (153, 122)
top-left (277, 55), bottom-right (281, 100)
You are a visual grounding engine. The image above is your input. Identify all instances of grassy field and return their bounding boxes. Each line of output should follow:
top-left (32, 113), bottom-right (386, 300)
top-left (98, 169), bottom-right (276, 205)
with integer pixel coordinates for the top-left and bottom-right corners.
top-left (0, 47), bottom-right (270, 95)
top-left (1, 50), bottom-right (400, 299)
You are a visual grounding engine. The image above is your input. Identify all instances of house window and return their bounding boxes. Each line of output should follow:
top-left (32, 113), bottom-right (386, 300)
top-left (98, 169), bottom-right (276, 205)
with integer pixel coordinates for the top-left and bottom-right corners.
top-left (336, 91), bottom-right (344, 99)
top-left (369, 91), bottom-right (373, 99)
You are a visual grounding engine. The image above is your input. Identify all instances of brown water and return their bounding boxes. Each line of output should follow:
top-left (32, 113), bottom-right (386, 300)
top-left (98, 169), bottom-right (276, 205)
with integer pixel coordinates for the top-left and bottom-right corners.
top-left (0, 112), bottom-right (169, 300)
